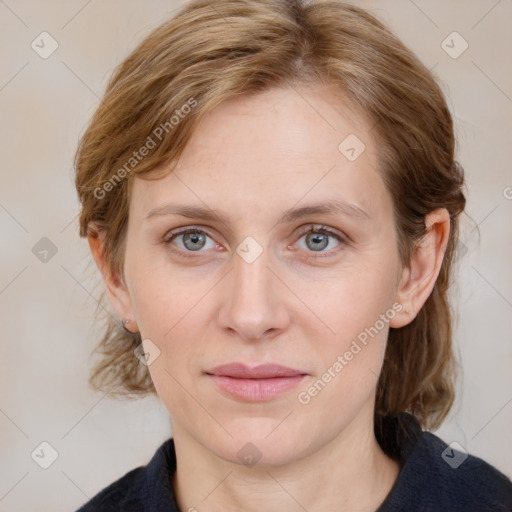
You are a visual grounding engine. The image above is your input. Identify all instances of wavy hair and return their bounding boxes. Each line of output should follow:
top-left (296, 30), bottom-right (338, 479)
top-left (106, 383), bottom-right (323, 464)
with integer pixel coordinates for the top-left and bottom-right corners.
top-left (74, 0), bottom-right (466, 431)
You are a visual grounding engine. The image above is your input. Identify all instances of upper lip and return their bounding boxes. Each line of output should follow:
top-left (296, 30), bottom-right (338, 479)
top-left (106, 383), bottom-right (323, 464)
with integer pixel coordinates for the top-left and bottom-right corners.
top-left (206, 363), bottom-right (307, 379)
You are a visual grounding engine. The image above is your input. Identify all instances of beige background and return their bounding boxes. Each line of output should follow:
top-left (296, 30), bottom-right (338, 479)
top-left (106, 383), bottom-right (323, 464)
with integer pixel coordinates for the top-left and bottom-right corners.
top-left (1, 0), bottom-right (511, 510)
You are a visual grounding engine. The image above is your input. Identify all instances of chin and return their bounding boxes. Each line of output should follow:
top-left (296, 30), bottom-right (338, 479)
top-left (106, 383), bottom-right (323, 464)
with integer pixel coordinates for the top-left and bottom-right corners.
top-left (206, 419), bottom-right (312, 468)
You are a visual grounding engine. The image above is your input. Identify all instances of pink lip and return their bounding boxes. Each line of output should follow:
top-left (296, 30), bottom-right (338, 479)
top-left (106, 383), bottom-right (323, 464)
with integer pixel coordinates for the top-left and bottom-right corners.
top-left (206, 363), bottom-right (308, 402)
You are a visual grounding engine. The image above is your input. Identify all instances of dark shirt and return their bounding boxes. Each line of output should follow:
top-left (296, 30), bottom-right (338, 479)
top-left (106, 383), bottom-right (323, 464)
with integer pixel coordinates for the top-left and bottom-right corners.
top-left (75, 413), bottom-right (512, 511)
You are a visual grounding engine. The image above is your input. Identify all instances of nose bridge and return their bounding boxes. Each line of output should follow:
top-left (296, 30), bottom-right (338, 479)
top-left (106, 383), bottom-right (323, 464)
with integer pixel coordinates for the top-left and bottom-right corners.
top-left (219, 237), bottom-right (288, 339)
top-left (234, 246), bottom-right (269, 300)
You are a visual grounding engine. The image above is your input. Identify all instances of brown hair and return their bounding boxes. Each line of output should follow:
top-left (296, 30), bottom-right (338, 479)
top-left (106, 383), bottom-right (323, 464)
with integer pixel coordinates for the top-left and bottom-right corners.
top-left (74, 0), bottom-right (466, 431)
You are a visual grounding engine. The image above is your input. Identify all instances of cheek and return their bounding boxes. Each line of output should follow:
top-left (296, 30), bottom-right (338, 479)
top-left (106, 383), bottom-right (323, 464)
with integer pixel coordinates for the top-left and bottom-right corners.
top-left (296, 297), bottom-right (392, 426)
top-left (127, 252), bottom-right (203, 337)
top-left (128, 264), bottom-right (213, 376)
top-left (137, 292), bottom-right (205, 420)
top-left (302, 267), bottom-right (397, 387)
top-left (303, 263), bottom-right (396, 338)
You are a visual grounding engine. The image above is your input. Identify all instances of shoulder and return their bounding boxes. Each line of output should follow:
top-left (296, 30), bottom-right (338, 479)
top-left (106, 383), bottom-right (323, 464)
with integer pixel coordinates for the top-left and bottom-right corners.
top-left (413, 431), bottom-right (512, 510)
top-left (74, 438), bottom-right (178, 512)
top-left (75, 466), bottom-right (146, 511)
top-left (378, 414), bottom-right (512, 511)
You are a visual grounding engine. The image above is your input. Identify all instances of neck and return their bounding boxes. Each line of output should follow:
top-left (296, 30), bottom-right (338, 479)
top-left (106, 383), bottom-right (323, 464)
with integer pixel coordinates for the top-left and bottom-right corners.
top-left (171, 405), bottom-right (400, 512)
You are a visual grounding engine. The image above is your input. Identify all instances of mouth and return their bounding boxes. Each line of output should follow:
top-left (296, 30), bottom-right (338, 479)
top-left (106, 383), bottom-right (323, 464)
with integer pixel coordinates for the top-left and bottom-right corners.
top-left (205, 363), bottom-right (308, 402)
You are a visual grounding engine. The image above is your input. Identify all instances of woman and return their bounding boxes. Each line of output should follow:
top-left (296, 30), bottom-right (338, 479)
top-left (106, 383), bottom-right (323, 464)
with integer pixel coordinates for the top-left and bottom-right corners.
top-left (73, 0), bottom-right (512, 510)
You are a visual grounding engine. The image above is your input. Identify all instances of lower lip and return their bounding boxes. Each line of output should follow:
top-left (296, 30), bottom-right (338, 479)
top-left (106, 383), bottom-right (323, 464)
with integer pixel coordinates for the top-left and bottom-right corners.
top-left (208, 374), bottom-right (306, 402)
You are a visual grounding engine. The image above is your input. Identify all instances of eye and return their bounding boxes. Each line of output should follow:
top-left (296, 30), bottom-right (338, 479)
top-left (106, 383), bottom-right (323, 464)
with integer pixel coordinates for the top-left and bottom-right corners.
top-left (163, 227), bottom-right (219, 257)
top-left (163, 224), bottom-right (347, 259)
top-left (295, 225), bottom-right (345, 256)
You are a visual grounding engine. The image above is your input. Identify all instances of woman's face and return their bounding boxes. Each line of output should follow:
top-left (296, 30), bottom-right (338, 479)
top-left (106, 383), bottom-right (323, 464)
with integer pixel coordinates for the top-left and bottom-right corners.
top-left (122, 86), bottom-right (405, 465)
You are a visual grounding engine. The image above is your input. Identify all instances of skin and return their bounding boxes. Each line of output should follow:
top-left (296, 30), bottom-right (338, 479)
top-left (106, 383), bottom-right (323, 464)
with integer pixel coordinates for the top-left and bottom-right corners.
top-left (89, 85), bottom-right (450, 511)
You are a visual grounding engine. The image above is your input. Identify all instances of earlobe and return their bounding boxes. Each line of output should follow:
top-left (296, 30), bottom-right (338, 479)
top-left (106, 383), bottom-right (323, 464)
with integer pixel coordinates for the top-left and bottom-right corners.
top-left (389, 208), bottom-right (451, 329)
top-left (87, 223), bottom-right (139, 333)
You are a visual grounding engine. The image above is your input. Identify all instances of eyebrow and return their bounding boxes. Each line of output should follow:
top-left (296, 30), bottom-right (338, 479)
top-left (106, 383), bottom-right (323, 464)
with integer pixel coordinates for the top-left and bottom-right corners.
top-left (144, 199), bottom-right (370, 226)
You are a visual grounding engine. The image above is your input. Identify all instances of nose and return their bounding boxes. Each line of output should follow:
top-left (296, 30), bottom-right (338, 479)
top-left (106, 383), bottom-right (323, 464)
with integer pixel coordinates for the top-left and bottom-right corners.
top-left (218, 244), bottom-right (291, 342)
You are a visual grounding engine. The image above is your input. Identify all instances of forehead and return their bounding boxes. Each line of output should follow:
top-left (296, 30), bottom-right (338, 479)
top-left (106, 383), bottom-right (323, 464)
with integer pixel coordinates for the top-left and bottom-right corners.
top-left (129, 85), bottom-right (391, 224)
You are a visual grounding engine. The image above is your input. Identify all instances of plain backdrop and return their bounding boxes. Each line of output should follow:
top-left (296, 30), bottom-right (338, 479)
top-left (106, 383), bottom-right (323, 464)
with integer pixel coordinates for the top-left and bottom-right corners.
top-left (1, 1), bottom-right (511, 510)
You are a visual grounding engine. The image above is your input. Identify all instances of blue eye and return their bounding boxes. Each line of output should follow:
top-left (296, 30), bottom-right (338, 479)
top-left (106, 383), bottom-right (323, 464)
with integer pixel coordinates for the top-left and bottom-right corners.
top-left (164, 228), bottom-right (217, 255)
top-left (297, 226), bottom-right (344, 255)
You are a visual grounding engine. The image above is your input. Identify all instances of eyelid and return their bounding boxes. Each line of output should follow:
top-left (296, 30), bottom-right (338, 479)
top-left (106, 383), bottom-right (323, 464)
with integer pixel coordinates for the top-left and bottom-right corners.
top-left (162, 225), bottom-right (212, 243)
top-left (295, 224), bottom-right (348, 242)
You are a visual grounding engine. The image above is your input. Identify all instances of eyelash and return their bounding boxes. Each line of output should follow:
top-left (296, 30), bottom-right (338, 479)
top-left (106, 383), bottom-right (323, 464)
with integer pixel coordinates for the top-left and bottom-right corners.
top-left (162, 225), bottom-right (347, 259)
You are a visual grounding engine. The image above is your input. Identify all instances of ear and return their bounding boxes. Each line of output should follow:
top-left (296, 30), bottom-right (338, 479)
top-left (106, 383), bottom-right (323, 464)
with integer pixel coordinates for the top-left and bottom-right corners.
top-left (389, 208), bottom-right (451, 328)
top-left (87, 223), bottom-right (139, 333)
